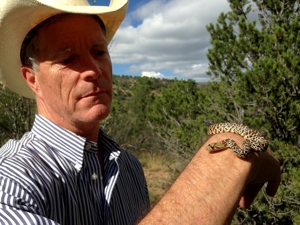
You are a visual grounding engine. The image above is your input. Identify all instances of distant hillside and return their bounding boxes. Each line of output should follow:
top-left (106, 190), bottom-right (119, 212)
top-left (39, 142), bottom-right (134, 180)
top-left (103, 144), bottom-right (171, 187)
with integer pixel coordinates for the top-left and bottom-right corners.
top-left (112, 75), bottom-right (173, 101)
top-left (112, 74), bottom-right (207, 101)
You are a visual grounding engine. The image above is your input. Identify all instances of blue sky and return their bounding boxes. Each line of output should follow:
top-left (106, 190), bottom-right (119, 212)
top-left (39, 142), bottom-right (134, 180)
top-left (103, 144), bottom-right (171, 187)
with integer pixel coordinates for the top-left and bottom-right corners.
top-left (88, 0), bottom-right (231, 82)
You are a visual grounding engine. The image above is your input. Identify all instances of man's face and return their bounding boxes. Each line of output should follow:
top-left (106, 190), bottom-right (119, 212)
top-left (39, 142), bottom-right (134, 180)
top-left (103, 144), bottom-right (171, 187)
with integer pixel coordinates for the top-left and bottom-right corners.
top-left (31, 15), bottom-right (112, 134)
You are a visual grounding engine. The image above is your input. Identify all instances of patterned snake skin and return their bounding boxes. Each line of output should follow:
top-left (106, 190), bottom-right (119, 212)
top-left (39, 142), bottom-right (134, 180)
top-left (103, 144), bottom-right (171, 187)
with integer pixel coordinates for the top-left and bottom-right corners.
top-left (206, 123), bottom-right (268, 158)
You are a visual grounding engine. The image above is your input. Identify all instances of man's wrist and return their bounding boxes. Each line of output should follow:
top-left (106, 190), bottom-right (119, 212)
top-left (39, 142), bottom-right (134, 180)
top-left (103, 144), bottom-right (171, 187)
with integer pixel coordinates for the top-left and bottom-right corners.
top-left (201, 132), bottom-right (254, 183)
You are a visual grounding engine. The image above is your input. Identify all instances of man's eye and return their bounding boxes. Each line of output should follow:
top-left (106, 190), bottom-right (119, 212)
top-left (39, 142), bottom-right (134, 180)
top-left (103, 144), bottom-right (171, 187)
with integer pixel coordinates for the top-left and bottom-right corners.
top-left (96, 51), bottom-right (105, 56)
top-left (61, 58), bottom-right (73, 64)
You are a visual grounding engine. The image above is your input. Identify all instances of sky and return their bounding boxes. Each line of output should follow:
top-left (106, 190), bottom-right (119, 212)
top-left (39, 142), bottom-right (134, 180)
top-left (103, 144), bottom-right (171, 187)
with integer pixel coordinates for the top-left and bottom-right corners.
top-left (88, 0), bottom-right (232, 82)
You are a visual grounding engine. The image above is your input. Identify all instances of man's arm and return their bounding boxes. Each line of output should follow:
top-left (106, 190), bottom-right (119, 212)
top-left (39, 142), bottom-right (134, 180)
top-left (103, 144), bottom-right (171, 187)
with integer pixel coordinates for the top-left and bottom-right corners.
top-left (139, 133), bottom-right (281, 225)
top-left (0, 184), bottom-right (60, 225)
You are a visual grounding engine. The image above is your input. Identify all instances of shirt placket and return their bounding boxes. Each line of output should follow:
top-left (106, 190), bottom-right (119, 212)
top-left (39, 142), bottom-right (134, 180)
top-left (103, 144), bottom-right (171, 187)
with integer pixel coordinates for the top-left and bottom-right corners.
top-left (103, 150), bottom-right (121, 224)
top-left (82, 142), bottom-right (105, 224)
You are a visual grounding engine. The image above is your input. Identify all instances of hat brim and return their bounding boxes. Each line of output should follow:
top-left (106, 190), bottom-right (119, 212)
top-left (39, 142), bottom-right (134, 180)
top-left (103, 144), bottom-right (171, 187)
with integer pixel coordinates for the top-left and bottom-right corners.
top-left (0, 0), bottom-right (128, 99)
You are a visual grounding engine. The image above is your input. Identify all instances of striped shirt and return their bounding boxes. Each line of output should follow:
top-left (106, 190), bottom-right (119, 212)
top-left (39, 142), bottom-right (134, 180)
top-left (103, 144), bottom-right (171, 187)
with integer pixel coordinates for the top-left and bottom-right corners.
top-left (0, 115), bottom-right (150, 225)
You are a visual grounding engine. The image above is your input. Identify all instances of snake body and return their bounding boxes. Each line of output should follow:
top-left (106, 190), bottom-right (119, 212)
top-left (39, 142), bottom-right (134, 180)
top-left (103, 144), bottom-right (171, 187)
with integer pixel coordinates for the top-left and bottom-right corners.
top-left (206, 123), bottom-right (268, 158)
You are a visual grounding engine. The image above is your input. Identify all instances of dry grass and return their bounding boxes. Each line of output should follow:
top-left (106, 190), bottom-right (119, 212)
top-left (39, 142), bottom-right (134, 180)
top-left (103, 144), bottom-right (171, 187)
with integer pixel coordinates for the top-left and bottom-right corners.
top-left (136, 152), bottom-right (186, 207)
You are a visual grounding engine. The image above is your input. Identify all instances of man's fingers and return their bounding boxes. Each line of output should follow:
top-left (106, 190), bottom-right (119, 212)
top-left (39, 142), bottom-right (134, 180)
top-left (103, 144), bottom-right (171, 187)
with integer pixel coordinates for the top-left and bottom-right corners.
top-left (266, 175), bottom-right (281, 197)
top-left (265, 152), bottom-right (281, 197)
top-left (239, 183), bottom-right (264, 209)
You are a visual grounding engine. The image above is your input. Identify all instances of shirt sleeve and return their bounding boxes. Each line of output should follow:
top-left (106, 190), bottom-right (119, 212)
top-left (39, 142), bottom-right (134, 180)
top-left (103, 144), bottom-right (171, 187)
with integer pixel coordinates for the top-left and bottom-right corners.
top-left (0, 207), bottom-right (59, 225)
top-left (0, 178), bottom-right (59, 225)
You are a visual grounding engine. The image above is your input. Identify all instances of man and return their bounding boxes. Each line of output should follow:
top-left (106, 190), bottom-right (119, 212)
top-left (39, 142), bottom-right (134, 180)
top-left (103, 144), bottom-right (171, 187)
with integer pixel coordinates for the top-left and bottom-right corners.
top-left (0, 0), bottom-right (281, 224)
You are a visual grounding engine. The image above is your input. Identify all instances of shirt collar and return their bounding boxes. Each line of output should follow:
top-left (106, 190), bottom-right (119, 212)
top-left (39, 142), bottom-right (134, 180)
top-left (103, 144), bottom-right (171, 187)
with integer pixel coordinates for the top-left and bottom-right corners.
top-left (31, 114), bottom-right (121, 172)
top-left (31, 114), bottom-right (92, 171)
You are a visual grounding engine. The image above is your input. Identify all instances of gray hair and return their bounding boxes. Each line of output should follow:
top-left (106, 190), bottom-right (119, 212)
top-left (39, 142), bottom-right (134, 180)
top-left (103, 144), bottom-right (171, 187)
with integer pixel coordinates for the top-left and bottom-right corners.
top-left (20, 13), bottom-right (106, 72)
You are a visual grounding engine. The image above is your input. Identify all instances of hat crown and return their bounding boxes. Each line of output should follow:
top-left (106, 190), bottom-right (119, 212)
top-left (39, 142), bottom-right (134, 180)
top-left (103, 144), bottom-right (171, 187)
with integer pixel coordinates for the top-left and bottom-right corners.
top-left (39, 0), bottom-right (90, 6)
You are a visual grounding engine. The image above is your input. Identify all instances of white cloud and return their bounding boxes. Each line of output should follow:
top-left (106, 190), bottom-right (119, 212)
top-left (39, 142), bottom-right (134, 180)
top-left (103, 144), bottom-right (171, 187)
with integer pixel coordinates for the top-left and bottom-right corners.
top-left (110, 0), bottom-right (231, 81)
top-left (141, 71), bottom-right (165, 79)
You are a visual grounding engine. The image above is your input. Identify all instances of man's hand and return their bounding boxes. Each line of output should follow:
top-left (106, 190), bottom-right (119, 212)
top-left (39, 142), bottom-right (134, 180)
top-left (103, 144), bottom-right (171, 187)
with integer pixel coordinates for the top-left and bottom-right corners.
top-left (239, 148), bottom-right (281, 209)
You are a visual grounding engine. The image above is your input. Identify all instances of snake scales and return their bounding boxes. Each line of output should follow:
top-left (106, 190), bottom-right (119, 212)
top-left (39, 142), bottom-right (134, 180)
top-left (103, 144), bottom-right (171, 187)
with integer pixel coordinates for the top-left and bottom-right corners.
top-left (206, 123), bottom-right (268, 158)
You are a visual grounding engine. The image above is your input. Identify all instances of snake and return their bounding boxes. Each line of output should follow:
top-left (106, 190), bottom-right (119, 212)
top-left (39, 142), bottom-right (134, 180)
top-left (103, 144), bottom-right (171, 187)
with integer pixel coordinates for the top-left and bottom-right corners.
top-left (205, 123), bottom-right (268, 158)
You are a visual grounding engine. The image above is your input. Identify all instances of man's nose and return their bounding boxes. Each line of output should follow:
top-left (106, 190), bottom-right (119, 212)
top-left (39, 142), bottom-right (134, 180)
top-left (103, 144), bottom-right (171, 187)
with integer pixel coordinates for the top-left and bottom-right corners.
top-left (81, 54), bottom-right (101, 81)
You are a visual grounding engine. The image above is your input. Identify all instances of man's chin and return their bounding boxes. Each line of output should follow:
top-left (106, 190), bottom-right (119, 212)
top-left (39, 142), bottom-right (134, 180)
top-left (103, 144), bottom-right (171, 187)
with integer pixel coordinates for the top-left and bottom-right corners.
top-left (85, 105), bottom-right (111, 122)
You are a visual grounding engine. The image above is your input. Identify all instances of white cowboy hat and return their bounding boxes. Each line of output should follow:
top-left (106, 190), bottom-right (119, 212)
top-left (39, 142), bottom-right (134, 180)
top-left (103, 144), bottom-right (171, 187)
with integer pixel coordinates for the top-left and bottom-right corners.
top-left (0, 0), bottom-right (128, 99)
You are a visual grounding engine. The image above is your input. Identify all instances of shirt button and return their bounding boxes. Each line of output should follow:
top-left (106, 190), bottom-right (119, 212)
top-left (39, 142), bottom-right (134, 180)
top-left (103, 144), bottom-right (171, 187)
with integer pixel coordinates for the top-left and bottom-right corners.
top-left (85, 143), bottom-right (91, 150)
top-left (92, 173), bottom-right (98, 180)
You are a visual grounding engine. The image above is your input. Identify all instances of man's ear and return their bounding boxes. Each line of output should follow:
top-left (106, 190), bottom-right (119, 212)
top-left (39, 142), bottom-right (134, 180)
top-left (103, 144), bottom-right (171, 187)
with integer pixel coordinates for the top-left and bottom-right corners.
top-left (21, 66), bottom-right (41, 97)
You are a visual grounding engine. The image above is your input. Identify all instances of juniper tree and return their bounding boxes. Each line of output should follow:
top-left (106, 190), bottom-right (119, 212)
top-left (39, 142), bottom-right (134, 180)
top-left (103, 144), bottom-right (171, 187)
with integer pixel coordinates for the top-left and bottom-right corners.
top-left (206, 0), bottom-right (300, 223)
